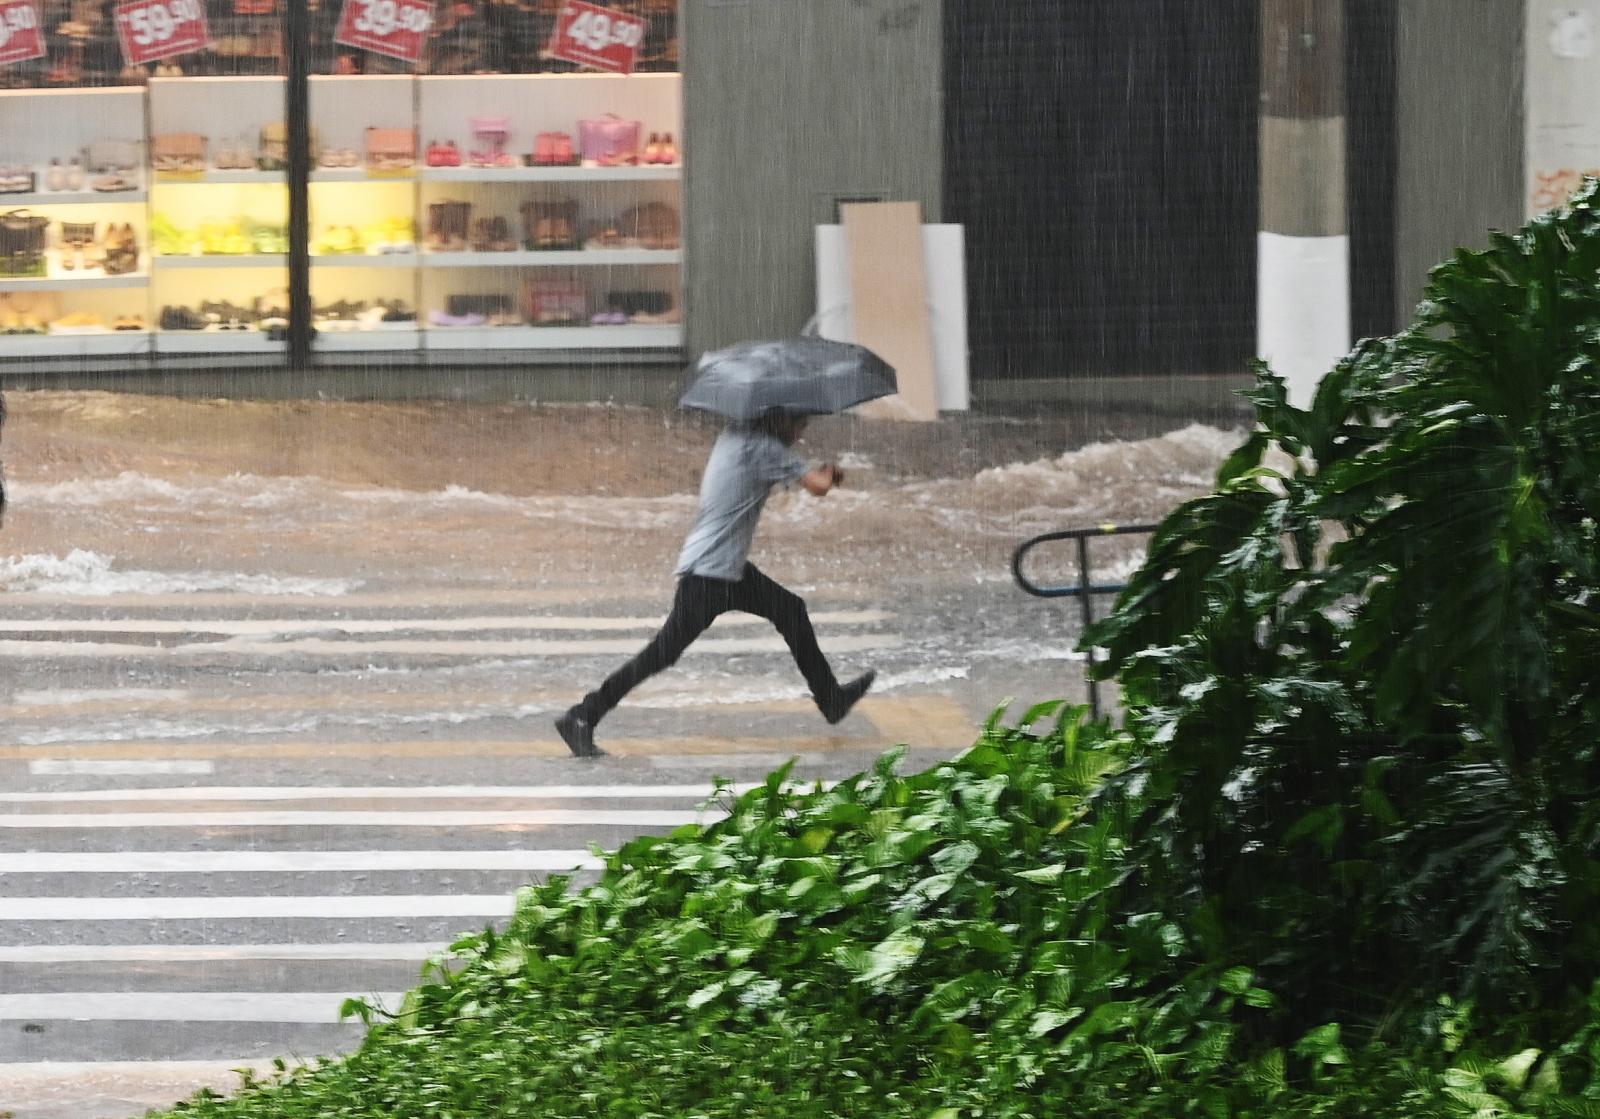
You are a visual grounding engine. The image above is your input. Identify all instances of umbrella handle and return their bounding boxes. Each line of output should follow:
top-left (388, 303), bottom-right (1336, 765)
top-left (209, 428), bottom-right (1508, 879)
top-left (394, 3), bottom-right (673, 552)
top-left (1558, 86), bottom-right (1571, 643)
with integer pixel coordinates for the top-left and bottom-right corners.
top-left (802, 300), bottom-right (941, 338)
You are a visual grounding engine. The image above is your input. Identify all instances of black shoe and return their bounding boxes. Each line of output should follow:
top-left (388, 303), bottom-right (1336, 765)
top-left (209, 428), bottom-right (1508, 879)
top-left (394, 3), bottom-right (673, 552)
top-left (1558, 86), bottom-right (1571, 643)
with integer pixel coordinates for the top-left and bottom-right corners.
top-left (819, 671), bottom-right (876, 725)
top-left (555, 708), bottom-right (605, 758)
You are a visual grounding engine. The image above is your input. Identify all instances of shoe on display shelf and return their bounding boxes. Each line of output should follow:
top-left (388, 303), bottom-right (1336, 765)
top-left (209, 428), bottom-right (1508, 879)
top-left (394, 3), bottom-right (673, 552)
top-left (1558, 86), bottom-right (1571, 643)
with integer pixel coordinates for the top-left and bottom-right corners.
top-left (364, 129), bottom-right (414, 172)
top-left (314, 225), bottom-right (361, 255)
top-left (48, 311), bottom-right (106, 334)
top-left (91, 172), bottom-right (139, 193)
top-left (86, 140), bottom-right (142, 181)
top-left (58, 221), bottom-right (96, 273)
top-left (151, 133), bottom-right (207, 174)
top-left (426, 200), bottom-right (472, 251)
top-left (519, 199), bottom-right (579, 251)
top-left (428, 309), bottom-right (488, 328)
top-left (158, 305), bottom-right (207, 331)
top-left (102, 224), bottom-right (140, 275)
top-left (468, 116), bottom-right (513, 168)
top-left (0, 293), bottom-right (53, 334)
top-left (642, 133), bottom-right (680, 166)
top-left (444, 293), bottom-right (518, 327)
top-left (0, 168), bottom-right (37, 194)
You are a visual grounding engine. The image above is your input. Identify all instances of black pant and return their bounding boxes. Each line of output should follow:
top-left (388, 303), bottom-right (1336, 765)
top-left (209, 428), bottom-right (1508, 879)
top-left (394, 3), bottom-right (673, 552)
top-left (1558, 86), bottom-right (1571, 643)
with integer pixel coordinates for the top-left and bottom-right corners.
top-left (580, 564), bottom-right (840, 724)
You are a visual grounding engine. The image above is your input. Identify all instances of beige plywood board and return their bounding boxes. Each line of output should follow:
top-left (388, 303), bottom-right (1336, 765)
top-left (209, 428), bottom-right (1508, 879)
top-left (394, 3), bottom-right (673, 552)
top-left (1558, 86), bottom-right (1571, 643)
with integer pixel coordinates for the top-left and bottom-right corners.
top-left (841, 202), bottom-right (940, 421)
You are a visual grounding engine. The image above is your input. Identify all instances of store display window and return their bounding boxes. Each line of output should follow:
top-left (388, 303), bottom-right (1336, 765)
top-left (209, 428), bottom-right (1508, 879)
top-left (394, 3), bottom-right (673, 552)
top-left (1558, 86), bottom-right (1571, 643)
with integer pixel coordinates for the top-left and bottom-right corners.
top-left (0, 1), bottom-right (682, 366)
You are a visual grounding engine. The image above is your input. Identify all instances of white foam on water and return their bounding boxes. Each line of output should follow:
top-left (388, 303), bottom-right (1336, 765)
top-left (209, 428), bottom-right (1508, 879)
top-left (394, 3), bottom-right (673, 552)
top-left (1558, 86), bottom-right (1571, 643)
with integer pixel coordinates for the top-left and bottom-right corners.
top-left (0, 550), bottom-right (360, 597)
top-left (11, 425), bottom-right (1235, 540)
top-left (12, 687), bottom-right (190, 706)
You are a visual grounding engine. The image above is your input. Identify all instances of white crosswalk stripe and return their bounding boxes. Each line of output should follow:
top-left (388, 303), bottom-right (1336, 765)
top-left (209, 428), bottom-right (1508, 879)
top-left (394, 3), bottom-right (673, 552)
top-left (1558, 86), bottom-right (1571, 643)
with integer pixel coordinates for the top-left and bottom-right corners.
top-left (0, 596), bottom-right (949, 1105)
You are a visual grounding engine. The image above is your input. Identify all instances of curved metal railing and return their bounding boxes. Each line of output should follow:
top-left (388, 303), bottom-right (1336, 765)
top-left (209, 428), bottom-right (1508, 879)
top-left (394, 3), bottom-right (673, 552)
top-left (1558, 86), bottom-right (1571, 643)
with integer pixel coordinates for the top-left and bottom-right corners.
top-left (1011, 522), bottom-right (1158, 717)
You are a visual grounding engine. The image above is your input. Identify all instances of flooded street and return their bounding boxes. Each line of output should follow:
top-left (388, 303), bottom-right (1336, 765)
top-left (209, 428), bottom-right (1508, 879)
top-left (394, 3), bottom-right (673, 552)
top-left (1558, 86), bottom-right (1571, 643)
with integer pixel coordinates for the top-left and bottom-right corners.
top-left (0, 392), bottom-right (1235, 1116)
top-left (1, 392), bottom-right (1238, 745)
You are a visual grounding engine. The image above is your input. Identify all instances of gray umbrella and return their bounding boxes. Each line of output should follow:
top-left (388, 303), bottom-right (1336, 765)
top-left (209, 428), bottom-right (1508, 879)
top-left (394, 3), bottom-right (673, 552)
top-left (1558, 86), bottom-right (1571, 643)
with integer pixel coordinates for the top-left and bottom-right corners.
top-left (678, 337), bottom-right (897, 421)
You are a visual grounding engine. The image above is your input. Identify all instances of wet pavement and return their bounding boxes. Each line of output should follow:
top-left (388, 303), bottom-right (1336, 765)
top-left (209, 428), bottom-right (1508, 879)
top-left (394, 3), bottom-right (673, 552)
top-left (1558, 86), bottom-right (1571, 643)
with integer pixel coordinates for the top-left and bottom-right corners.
top-left (0, 391), bottom-right (1236, 1117)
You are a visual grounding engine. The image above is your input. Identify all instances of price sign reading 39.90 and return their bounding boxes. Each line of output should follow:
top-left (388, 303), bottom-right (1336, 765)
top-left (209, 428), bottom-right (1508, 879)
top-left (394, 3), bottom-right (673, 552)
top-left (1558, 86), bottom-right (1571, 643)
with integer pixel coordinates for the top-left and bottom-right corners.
top-left (334, 0), bottom-right (433, 64)
top-left (0, 0), bottom-right (47, 67)
top-left (114, 0), bottom-right (210, 65)
top-left (546, 1), bottom-right (645, 75)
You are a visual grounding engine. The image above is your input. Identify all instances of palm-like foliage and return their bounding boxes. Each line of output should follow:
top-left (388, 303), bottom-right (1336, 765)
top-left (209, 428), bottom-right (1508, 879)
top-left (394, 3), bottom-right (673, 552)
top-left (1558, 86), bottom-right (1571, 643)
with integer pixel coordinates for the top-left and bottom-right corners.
top-left (1087, 180), bottom-right (1600, 1032)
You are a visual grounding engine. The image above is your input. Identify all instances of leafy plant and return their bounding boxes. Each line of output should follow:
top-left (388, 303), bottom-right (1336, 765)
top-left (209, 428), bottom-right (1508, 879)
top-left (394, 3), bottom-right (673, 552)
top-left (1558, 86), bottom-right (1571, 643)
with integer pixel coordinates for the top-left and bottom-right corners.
top-left (1087, 179), bottom-right (1600, 1029)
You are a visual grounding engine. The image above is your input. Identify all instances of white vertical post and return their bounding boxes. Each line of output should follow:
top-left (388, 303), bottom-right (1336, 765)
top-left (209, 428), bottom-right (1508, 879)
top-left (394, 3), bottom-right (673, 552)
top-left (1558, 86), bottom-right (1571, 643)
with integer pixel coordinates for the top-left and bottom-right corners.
top-left (1258, 0), bottom-right (1350, 408)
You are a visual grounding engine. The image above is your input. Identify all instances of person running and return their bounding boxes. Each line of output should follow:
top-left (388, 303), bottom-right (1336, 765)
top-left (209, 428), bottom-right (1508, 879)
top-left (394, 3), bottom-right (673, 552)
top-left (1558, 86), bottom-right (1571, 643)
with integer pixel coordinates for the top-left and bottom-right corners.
top-left (556, 411), bottom-right (875, 758)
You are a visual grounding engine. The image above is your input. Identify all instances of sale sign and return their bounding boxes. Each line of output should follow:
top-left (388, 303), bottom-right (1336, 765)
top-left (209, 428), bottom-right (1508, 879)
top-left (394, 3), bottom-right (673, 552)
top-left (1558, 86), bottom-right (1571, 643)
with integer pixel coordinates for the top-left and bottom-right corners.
top-left (114, 0), bottom-right (210, 65)
top-left (334, 0), bottom-right (433, 64)
top-left (0, 0), bottom-right (46, 67)
top-left (546, 1), bottom-right (645, 76)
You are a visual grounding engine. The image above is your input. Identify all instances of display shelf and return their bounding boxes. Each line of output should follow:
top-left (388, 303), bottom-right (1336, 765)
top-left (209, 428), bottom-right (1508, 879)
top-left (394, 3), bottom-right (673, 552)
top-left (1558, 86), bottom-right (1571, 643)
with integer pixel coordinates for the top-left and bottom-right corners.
top-left (155, 330), bottom-right (286, 354)
top-left (153, 254), bottom-right (289, 269)
top-left (417, 165), bottom-right (679, 183)
top-left (314, 326), bottom-right (422, 351)
top-left (311, 169), bottom-right (418, 183)
top-left (153, 170), bottom-right (285, 185)
top-left (310, 253), bottom-right (418, 268)
top-left (0, 332), bottom-right (152, 359)
top-left (0, 268), bottom-right (149, 292)
top-left (0, 74), bottom-right (686, 366)
top-left (421, 249), bottom-right (682, 268)
top-left (0, 188), bottom-right (148, 206)
top-left (424, 324), bottom-right (682, 350)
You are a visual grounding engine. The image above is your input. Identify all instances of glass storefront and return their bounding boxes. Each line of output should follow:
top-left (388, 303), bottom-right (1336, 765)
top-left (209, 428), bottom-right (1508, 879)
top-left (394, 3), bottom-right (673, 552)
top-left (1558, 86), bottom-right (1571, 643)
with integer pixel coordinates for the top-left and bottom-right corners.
top-left (0, 0), bottom-right (682, 368)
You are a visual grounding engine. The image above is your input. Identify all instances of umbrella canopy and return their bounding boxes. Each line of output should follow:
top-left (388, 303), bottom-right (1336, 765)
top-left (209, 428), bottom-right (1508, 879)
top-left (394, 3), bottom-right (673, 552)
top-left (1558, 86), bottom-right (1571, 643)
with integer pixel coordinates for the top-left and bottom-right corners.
top-left (678, 337), bottom-right (897, 421)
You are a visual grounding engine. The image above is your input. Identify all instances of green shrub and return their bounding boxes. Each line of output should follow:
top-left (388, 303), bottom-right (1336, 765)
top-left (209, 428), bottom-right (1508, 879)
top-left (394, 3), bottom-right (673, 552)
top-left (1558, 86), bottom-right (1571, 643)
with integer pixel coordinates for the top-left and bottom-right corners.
top-left (1088, 178), bottom-right (1600, 1032)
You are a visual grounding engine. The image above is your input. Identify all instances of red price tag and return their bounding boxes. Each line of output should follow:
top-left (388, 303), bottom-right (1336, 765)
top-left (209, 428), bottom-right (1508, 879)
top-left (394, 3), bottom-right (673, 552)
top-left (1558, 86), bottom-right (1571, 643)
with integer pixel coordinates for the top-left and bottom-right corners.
top-left (0, 0), bottom-right (46, 67)
top-left (114, 0), bottom-right (210, 65)
top-left (334, 0), bottom-right (433, 64)
top-left (546, 1), bottom-right (644, 76)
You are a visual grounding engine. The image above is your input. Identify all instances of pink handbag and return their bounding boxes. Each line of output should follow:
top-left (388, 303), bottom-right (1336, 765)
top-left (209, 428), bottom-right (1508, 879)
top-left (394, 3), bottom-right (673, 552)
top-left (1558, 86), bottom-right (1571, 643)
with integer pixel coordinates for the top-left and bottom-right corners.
top-left (578, 115), bottom-right (642, 166)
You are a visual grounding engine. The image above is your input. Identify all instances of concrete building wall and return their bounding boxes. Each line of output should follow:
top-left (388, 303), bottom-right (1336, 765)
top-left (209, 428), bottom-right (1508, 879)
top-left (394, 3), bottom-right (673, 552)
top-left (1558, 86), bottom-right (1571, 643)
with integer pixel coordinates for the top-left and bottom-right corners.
top-left (1394, 0), bottom-right (1524, 325)
top-left (679, 0), bottom-right (943, 355)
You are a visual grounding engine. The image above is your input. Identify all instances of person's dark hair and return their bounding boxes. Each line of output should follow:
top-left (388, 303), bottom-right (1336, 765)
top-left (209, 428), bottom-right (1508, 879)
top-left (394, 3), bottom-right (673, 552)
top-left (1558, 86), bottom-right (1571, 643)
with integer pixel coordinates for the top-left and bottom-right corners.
top-left (751, 410), bottom-right (806, 446)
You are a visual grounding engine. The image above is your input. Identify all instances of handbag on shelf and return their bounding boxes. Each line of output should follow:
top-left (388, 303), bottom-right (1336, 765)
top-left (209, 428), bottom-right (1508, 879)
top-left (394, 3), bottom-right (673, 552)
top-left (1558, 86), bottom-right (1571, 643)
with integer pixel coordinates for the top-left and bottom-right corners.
top-left (578, 114), bottom-right (642, 166)
top-left (151, 132), bottom-right (206, 172)
top-left (0, 210), bottom-right (49, 274)
top-left (525, 277), bottom-right (587, 325)
top-left (364, 127), bottom-right (416, 170)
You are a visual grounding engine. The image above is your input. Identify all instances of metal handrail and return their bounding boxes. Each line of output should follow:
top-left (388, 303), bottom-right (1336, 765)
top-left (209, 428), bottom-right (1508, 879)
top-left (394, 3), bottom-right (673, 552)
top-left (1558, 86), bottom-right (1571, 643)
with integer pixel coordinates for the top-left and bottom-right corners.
top-left (1011, 522), bottom-right (1159, 718)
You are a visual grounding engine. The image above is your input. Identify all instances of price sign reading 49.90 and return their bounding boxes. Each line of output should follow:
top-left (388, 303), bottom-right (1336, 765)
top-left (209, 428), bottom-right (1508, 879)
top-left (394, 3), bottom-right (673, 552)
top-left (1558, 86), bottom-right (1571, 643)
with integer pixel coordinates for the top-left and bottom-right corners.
top-left (546, 1), bottom-right (645, 76)
top-left (114, 0), bottom-right (210, 65)
top-left (0, 0), bottom-right (47, 67)
top-left (334, 0), bottom-right (433, 64)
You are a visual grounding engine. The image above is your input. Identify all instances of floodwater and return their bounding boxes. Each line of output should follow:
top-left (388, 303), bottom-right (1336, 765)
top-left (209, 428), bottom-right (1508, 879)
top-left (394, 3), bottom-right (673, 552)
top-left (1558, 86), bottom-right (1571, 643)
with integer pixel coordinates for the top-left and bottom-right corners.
top-left (0, 390), bottom-right (1239, 1115)
top-left (0, 391), bottom-right (1237, 742)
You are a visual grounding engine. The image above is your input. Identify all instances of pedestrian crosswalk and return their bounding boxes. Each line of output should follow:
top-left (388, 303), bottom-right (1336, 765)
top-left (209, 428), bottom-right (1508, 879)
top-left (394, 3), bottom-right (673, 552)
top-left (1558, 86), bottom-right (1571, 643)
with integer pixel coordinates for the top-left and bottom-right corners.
top-left (0, 592), bottom-right (975, 1116)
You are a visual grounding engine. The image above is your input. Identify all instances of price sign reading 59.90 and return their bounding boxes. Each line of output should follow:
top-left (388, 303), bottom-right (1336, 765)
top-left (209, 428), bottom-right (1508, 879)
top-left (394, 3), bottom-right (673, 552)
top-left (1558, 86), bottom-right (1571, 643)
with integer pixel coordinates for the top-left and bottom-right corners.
top-left (334, 0), bottom-right (432, 64)
top-left (0, 0), bottom-right (47, 67)
top-left (546, 1), bottom-right (645, 75)
top-left (114, 0), bottom-right (210, 65)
